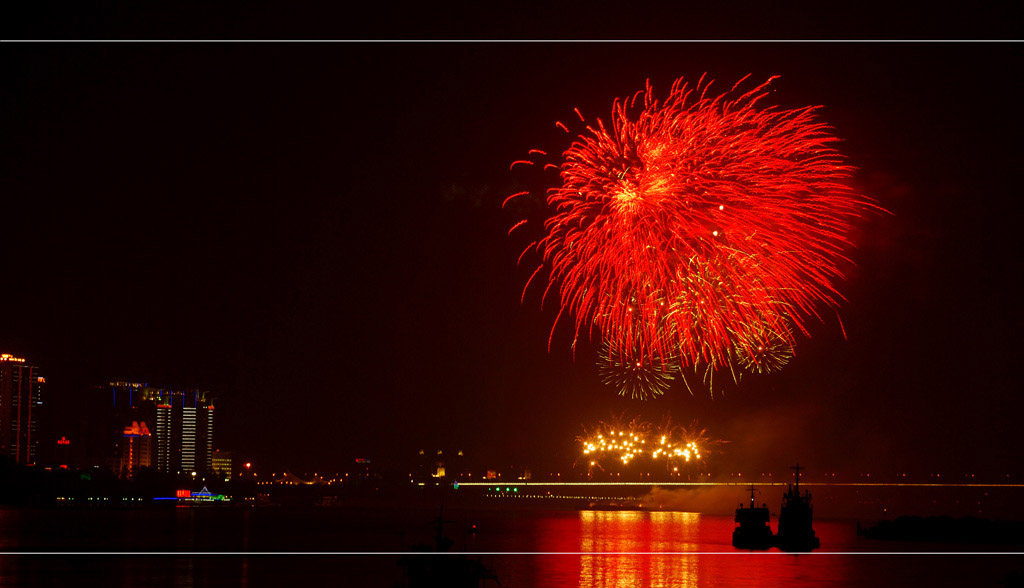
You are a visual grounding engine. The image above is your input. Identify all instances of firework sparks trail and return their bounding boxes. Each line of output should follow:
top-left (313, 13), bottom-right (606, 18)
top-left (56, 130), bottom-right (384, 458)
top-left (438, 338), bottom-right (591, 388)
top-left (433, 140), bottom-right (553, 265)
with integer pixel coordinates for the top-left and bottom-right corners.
top-left (677, 316), bottom-right (794, 396)
top-left (596, 280), bottom-right (792, 398)
top-left (576, 416), bottom-right (723, 471)
top-left (597, 339), bottom-right (677, 400)
top-left (732, 321), bottom-right (794, 375)
top-left (507, 75), bottom-right (880, 388)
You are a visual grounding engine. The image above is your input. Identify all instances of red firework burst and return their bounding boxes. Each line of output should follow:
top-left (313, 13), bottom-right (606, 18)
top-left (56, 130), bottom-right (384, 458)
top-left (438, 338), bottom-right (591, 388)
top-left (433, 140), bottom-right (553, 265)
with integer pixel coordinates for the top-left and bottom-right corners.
top-left (508, 75), bottom-right (878, 371)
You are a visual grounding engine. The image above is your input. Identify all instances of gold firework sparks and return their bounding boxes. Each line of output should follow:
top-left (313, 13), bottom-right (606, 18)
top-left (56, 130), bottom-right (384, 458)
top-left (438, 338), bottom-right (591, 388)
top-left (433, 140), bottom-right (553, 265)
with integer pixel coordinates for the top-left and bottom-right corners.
top-left (577, 416), bottom-right (721, 470)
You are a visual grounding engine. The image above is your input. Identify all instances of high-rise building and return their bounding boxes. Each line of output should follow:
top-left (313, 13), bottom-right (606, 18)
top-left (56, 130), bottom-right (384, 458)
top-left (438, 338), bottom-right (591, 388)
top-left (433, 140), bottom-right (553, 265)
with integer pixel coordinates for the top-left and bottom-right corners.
top-left (212, 449), bottom-right (233, 482)
top-left (0, 354), bottom-right (44, 465)
top-left (105, 382), bottom-right (215, 476)
top-left (55, 435), bottom-right (73, 469)
top-left (118, 421), bottom-right (153, 479)
top-left (153, 389), bottom-right (214, 476)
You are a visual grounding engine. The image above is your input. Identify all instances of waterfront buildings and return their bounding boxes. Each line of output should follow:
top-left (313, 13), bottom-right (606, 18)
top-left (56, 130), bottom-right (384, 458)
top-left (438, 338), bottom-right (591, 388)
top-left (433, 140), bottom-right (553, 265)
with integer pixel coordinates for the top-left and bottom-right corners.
top-left (212, 449), bottom-right (233, 481)
top-left (118, 420), bottom-right (153, 479)
top-left (415, 448), bottom-right (466, 480)
top-left (106, 381), bottom-right (215, 476)
top-left (0, 354), bottom-right (44, 465)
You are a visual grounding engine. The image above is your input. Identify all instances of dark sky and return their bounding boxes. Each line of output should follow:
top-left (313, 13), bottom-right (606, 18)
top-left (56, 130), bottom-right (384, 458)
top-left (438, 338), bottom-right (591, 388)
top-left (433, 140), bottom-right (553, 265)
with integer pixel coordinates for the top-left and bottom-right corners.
top-left (2, 41), bottom-right (1021, 476)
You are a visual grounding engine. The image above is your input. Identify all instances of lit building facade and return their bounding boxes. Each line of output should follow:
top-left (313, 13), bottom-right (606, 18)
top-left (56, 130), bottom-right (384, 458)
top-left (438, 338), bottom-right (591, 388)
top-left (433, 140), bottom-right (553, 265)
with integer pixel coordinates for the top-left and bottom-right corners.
top-left (0, 354), bottom-right (44, 465)
top-left (106, 382), bottom-right (215, 476)
top-left (55, 435), bottom-right (73, 469)
top-left (153, 389), bottom-right (214, 475)
top-left (415, 448), bottom-right (466, 480)
top-left (118, 421), bottom-right (153, 479)
top-left (212, 449), bottom-right (233, 481)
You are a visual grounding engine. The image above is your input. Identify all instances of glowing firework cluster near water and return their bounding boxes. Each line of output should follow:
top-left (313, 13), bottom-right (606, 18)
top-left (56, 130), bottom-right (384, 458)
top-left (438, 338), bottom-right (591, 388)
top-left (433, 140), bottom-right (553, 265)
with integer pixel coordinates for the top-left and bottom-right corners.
top-left (577, 417), bottom-right (721, 471)
top-left (507, 75), bottom-right (879, 398)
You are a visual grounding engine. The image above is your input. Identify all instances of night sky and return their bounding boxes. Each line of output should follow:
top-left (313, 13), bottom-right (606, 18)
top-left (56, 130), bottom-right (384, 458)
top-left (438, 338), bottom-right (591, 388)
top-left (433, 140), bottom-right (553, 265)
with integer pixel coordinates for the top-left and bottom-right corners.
top-left (2, 40), bottom-right (1021, 476)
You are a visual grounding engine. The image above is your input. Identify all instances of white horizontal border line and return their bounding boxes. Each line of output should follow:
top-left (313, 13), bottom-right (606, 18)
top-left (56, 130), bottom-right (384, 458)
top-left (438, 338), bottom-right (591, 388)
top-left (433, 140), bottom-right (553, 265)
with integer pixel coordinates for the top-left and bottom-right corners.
top-left (3, 39), bottom-right (1023, 43)
top-left (457, 482), bottom-right (1024, 487)
top-left (2, 551), bottom-right (1021, 556)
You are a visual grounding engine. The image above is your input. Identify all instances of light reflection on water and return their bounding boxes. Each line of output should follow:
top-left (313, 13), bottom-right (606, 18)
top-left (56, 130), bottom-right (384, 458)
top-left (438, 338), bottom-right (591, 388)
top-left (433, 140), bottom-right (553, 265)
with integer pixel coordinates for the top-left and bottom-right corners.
top-left (578, 511), bottom-right (699, 588)
top-left (513, 508), bottom-right (1024, 588)
top-left (1, 506), bottom-right (1022, 587)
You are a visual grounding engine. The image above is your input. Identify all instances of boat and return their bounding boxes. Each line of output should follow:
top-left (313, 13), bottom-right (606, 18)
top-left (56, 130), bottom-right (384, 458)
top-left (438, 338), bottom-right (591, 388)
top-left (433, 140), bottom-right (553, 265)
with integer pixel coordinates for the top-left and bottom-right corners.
top-left (580, 499), bottom-right (646, 511)
top-left (395, 505), bottom-right (502, 588)
top-left (732, 485), bottom-right (774, 549)
top-left (774, 464), bottom-right (820, 551)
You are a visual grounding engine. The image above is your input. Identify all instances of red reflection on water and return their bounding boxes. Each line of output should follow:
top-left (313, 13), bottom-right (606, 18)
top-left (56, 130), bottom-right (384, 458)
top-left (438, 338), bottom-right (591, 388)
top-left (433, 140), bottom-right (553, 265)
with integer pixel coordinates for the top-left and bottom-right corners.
top-left (575, 511), bottom-right (702, 587)
top-left (529, 510), bottom-right (861, 588)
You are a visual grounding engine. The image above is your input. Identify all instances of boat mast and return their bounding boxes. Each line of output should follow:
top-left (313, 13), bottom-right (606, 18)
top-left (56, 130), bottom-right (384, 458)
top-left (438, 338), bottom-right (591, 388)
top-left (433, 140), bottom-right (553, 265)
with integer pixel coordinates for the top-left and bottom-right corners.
top-left (791, 463), bottom-right (804, 494)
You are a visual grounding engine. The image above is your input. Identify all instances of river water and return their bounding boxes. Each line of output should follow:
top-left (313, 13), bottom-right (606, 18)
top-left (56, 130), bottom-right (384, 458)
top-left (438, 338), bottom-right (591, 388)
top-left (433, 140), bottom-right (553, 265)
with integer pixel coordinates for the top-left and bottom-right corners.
top-left (0, 505), bottom-right (1021, 587)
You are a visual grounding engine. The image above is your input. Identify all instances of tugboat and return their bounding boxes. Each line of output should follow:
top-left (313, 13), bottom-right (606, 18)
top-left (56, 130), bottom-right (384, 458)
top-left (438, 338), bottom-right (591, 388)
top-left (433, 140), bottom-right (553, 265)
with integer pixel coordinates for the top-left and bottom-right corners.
top-left (774, 464), bottom-right (820, 551)
top-left (732, 485), bottom-right (774, 549)
top-left (395, 504), bottom-right (502, 587)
